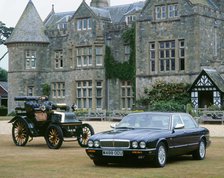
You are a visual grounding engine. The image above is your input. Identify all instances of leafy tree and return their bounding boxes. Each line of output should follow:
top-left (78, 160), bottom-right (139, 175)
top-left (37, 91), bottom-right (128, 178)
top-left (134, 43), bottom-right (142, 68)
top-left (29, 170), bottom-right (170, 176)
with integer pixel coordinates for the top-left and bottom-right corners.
top-left (138, 80), bottom-right (191, 112)
top-left (0, 21), bottom-right (13, 61)
top-left (0, 21), bottom-right (13, 44)
top-left (0, 67), bottom-right (7, 81)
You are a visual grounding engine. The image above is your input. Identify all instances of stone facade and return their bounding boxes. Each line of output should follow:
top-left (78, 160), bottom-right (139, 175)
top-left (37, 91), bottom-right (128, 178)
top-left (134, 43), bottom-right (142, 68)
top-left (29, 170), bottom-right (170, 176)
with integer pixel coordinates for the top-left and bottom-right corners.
top-left (5, 0), bottom-right (224, 113)
top-left (136, 0), bottom-right (224, 100)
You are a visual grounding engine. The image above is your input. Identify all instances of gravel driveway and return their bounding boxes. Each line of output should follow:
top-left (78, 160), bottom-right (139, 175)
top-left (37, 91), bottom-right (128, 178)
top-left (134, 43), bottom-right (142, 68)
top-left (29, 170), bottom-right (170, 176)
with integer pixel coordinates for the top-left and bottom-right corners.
top-left (1, 120), bottom-right (223, 137)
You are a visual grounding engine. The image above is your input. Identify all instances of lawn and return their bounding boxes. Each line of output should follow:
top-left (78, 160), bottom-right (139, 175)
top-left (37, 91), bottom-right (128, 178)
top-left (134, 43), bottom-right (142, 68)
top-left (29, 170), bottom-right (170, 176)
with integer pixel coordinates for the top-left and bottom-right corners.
top-left (0, 135), bottom-right (223, 178)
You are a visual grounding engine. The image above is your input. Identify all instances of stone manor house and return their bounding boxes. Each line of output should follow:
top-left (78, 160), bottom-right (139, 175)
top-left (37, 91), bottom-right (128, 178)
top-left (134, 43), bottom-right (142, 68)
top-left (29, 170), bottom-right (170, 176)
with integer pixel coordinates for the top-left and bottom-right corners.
top-left (5, 0), bottom-right (224, 113)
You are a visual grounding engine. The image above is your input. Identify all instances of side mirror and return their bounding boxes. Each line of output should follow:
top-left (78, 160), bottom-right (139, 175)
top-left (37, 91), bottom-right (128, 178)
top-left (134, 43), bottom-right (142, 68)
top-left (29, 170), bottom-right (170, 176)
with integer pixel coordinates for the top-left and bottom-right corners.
top-left (172, 123), bottom-right (184, 133)
top-left (175, 124), bottom-right (184, 129)
top-left (110, 123), bottom-right (118, 128)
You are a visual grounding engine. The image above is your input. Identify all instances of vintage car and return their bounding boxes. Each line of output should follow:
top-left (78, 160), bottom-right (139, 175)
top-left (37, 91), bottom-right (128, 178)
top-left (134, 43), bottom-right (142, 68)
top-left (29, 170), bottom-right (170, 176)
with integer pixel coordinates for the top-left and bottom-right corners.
top-left (9, 96), bottom-right (94, 149)
top-left (86, 112), bottom-right (211, 167)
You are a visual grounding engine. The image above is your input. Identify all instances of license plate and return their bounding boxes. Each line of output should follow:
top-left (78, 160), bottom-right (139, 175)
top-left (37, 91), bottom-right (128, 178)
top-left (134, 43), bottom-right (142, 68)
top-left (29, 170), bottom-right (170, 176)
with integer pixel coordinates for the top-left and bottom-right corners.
top-left (102, 150), bottom-right (123, 157)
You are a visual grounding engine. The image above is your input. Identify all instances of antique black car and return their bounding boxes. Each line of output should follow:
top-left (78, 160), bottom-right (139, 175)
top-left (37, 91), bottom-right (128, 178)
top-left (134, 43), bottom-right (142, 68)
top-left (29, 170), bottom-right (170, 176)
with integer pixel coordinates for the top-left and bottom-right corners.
top-left (86, 112), bottom-right (211, 167)
top-left (9, 96), bottom-right (94, 149)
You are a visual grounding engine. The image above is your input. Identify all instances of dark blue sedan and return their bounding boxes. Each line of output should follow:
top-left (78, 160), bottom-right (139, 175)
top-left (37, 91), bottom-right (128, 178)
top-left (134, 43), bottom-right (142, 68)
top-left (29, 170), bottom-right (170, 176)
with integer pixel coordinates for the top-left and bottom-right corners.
top-left (86, 112), bottom-right (211, 167)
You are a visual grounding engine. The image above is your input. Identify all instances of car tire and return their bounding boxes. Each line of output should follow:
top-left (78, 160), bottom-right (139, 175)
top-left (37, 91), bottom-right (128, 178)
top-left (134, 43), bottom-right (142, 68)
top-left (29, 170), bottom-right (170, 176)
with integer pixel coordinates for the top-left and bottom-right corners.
top-left (93, 159), bottom-right (107, 166)
top-left (153, 142), bottom-right (167, 167)
top-left (78, 123), bottom-right (94, 147)
top-left (12, 119), bottom-right (29, 146)
top-left (45, 124), bottom-right (63, 149)
top-left (192, 139), bottom-right (206, 160)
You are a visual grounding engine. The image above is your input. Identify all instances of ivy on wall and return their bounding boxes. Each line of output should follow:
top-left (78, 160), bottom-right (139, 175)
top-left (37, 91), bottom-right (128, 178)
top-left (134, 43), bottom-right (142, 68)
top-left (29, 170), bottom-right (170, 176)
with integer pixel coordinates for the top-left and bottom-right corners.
top-left (104, 26), bottom-right (136, 93)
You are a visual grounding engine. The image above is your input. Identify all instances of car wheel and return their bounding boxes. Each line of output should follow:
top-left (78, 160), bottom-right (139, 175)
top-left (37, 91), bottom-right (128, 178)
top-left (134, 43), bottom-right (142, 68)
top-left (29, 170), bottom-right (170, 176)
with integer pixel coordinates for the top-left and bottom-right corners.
top-left (93, 159), bottom-right (107, 166)
top-left (153, 142), bottom-right (167, 167)
top-left (12, 120), bottom-right (29, 146)
top-left (78, 124), bottom-right (94, 147)
top-left (192, 139), bottom-right (206, 160)
top-left (45, 124), bottom-right (63, 149)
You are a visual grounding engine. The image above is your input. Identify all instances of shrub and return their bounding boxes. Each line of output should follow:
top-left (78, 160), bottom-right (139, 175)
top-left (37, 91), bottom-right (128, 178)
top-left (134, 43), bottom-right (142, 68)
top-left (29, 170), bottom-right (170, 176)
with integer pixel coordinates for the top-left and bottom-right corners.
top-left (138, 80), bottom-right (191, 112)
top-left (0, 106), bottom-right (7, 116)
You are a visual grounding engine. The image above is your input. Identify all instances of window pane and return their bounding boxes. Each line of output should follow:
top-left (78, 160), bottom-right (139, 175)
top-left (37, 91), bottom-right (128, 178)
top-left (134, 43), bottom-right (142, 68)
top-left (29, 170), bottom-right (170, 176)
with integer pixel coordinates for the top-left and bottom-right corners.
top-left (83, 19), bottom-right (87, 29)
top-left (96, 56), bottom-right (102, 65)
top-left (151, 51), bottom-right (155, 59)
top-left (97, 88), bottom-right (102, 97)
top-left (77, 20), bottom-right (82, 30)
top-left (160, 60), bottom-right (164, 71)
top-left (88, 89), bottom-right (92, 97)
top-left (88, 19), bottom-right (92, 29)
top-left (160, 51), bottom-right (164, 58)
top-left (97, 98), bottom-right (102, 108)
top-left (122, 88), bottom-right (125, 96)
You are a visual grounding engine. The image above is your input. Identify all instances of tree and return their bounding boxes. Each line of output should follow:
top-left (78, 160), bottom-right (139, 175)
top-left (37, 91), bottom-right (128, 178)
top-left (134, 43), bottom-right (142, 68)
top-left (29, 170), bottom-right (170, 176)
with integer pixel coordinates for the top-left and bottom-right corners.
top-left (0, 67), bottom-right (7, 81)
top-left (0, 21), bottom-right (13, 44)
top-left (0, 21), bottom-right (13, 61)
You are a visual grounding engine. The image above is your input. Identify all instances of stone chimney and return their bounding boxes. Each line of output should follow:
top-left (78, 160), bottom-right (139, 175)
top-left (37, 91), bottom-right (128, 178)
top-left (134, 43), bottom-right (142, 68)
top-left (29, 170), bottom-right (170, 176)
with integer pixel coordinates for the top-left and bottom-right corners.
top-left (90, 0), bottom-right (110, 8)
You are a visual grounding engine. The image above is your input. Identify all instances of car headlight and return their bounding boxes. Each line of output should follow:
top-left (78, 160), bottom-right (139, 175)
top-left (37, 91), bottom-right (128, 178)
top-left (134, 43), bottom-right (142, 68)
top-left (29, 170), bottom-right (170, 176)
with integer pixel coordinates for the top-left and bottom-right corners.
top-left (132, 141), bottom-right (138, 148)
top-left (88, 140), bottom-right (94, 147)
top-left (139, 141), bottom-right (146, 149)
top-left (94, 140), bottom-right (100, 148)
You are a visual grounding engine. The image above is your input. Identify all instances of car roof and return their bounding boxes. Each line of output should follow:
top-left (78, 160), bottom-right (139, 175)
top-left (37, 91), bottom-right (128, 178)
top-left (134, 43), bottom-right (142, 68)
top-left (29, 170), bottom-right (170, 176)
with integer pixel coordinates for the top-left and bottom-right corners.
top-left (127, 112), bottom-right (189, 116)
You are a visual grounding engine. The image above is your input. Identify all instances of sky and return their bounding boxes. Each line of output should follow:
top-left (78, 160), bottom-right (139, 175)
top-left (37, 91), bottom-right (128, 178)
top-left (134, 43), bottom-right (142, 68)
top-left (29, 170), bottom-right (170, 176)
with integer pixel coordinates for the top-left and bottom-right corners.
top-left (0, 0), bottom-right (139, 70)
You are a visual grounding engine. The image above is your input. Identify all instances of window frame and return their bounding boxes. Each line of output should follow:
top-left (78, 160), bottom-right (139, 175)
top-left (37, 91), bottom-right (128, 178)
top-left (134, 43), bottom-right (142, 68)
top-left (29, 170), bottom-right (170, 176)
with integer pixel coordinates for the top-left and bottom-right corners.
top-left (76, 47), bottom-right (93, 67)
top-left (155, 4), bottom-right (179, 21)
top-left (25, 50), bottom-right (36, 69)
top-left (54, 50), bottom-right (64, 69)
top-left (77, 18), bottom-right (92, 31)
top-left (52, 82), bottom-right (65, 98)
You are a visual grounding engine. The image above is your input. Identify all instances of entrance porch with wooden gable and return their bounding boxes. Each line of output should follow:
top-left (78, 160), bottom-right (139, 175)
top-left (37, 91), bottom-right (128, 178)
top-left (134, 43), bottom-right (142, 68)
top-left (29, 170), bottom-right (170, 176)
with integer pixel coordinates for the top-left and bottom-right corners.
top-left (189, 69), bottom-right (224, 124)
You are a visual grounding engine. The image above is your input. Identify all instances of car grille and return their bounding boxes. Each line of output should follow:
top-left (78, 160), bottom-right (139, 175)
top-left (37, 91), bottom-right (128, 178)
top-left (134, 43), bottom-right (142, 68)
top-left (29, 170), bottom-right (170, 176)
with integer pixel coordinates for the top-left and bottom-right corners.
top-left (100, 139), bottom-right (130, 148)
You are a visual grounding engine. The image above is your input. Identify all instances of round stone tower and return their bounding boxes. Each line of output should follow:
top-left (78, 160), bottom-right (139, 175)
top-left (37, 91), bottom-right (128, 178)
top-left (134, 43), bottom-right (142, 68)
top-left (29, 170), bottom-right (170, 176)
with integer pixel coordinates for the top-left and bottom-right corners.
top-left (90, 0), bottom-right (110, 8)
top-left (5, 0), bottom-right (49, 113)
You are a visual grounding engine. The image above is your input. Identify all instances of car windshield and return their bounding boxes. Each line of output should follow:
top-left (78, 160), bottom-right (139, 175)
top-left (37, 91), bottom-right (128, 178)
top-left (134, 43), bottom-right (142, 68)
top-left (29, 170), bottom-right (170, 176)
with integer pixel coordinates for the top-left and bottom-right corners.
top-left (116, 113), bottom-right (171, 129)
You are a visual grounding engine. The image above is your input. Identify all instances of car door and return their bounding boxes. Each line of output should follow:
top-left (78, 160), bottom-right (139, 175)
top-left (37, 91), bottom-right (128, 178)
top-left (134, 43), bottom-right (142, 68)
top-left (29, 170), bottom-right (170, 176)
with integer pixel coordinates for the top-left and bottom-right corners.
top-left (180, 114), bottom-right (200, 151)
top-left (168, 114), bottom-right (188, 156)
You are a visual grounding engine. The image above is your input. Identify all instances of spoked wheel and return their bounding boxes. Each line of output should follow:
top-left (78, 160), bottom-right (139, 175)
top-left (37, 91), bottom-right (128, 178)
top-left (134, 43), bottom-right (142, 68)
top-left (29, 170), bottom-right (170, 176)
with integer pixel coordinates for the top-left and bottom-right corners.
top-left (192, 139), bottom-right (206, 160)
top-left (153, 142), bottom-right (167, 167)
top-left (45, 124), bottom-right (63, 149)
top-left (78, 124), bottom-right (94, 147)
top-left (12, 120), bottom-right (29, 146)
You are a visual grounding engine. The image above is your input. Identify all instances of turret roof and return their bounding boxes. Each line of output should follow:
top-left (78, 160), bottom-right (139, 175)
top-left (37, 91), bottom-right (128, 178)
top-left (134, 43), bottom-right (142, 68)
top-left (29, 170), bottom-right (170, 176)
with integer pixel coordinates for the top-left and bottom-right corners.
top-left (5, 0), bottom-right (49, 44)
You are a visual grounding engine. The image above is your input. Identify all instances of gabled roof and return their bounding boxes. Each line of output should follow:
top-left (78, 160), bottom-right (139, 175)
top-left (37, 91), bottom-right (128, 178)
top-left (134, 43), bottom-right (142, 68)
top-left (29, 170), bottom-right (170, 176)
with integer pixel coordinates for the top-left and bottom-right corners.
top-left (5, 0), bottom-right (49, 44)
top-left (188, 0), bottom-right (218, 9)
top-left (44, 11), bottom-right (75, 29)
top-left (189, 69), bottom-right (224, 93)
top-left (45, 1), bottom-right (145, 29)
top-left (204, 69), bottom-right (224, 92)
top-left (90, 6), bottom-right (111, 20)
top-left (0, 82), bottom-right (8, 92)
top-left (106, 1), bottom-right (145, 23)
top-left (0, 82), bottom-right (8, 97)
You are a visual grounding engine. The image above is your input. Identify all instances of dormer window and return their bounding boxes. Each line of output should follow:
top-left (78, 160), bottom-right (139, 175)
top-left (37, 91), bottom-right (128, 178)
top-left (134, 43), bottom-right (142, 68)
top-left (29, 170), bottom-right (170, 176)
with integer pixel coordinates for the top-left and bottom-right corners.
top-left (155, 4), bottom-right (179, 20)
top-left (125, 15), bottom-right (136, 25)
top-left (57, 23), bottom-right (67, 30)
top-left (77, 18), bottom-right (92, 31)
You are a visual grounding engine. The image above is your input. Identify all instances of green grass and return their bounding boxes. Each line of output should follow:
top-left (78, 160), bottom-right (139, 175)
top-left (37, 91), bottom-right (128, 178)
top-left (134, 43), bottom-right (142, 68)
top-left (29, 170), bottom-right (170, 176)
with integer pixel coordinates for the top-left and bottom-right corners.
top-left (0, 135), bottom-right (223, 178)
